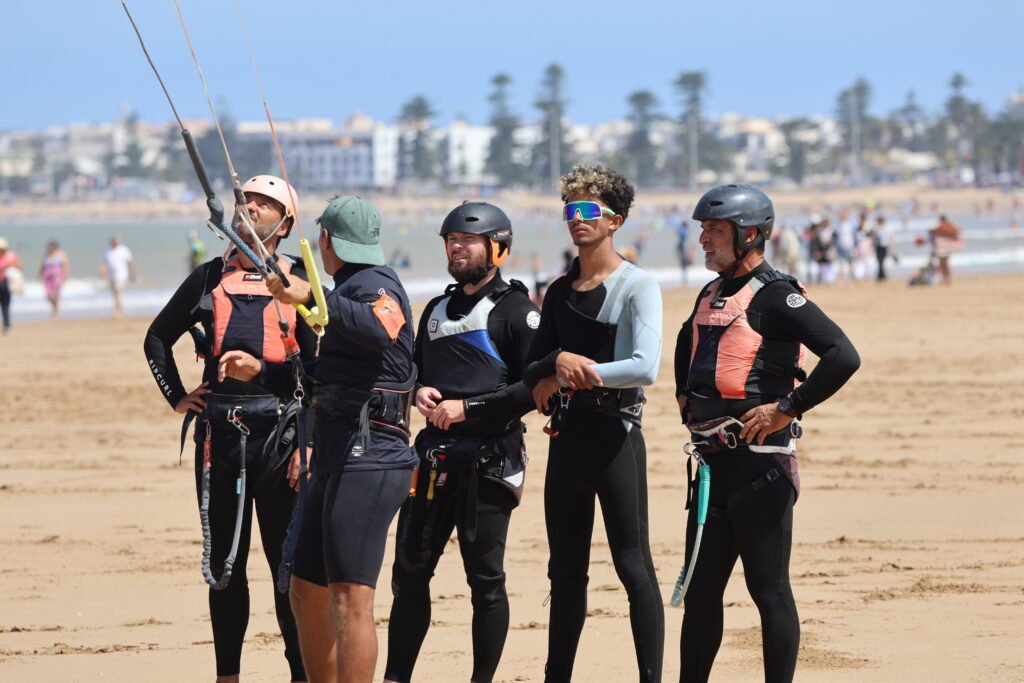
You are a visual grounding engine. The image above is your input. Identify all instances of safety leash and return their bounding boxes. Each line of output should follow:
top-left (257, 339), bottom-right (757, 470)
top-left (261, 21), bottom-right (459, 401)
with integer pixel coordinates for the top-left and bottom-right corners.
top-left (670, 442), bottom-right (710, 607)
top-left (199, 408), bottom-right (248, 590)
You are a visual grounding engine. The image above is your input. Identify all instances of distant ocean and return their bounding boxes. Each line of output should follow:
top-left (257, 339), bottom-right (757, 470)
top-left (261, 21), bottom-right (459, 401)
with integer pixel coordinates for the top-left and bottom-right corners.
top-left (3, 211), bottom-right (1021, 321)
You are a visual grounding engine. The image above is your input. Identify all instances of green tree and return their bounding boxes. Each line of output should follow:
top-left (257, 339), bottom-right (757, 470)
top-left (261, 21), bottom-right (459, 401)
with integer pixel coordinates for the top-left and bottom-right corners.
top-left (485, 73), bottom-right (526, 187)
top-left (120, 111), bottom-right (145, 178)
top-left (673, 70), bottom-right (709, 187)
top-left (835, 77), bottom-right (873, 181)
top-left (778, 118), bottom-right (815, 184)
top-left (623, 90), bottom-right (661, 186)
top-left (398, 95), bottom-right (437, 181)
top-left (533, 63), bottom-right (573, 189)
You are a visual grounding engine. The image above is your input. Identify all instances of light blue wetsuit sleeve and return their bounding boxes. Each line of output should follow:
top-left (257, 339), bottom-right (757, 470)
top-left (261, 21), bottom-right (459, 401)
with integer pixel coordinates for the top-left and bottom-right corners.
top-left (592, 269), bottom-right (662, 388)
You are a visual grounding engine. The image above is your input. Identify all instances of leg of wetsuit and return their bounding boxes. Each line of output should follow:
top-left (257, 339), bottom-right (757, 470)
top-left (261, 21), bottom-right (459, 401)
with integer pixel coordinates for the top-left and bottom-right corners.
top-left (543, 429), bottom-right (597, 683)
top-left (0, 281), bottom-right (11, 331)
top-left (734, 481), bottom-right (799, 683)
top-left (595, 426), bottom-right (664, 683)
top-left (458, 480), bottom-right (515, 683)
top-left (384, 490), bottom-right (458, 682)
top-left (678, 498), bottom-right (739, 683)
top-left (194, 427), bottom-right (257, 679)
top-left (252, 456), bottom-right (307, 682)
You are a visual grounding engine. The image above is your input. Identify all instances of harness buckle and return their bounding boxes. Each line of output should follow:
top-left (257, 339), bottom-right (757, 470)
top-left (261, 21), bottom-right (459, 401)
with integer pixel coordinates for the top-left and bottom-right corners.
top-left (558, 390), bottom-right (572, 410)
top-left (227, 406), bottom-right (250, 436)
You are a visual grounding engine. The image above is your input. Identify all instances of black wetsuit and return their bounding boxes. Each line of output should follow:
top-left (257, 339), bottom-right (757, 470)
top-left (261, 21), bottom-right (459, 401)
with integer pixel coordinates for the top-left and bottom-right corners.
top-left (525, 258), bottom-right (665, 683)
top-left (144, 254), bottom-right (317, 682)
top-left (385, 274), bottom-right (538, 683)
top-left (674, 261), bottom-right (860, 683)
top-left (290, 262), bottom-right (418, 589)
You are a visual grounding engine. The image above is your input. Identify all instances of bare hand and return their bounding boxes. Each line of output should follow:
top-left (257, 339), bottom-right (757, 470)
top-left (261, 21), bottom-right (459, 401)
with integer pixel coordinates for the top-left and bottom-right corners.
top-left (533, 375), bottom-right (562, 413)
top-left (416, 387), bottom-right (443, 417)
top-left (429, 400), bottom-right (466, 431)
top-left (174, 381), bottom-right (211, 414)
top-left (266, 272), bottom-right (312, 306)
top-left (738, 403), bottom-right (793, 445)
top-left (555, 352), bottom-right (602, 390)
top-left (287, 448), bottom-right (311, 491)
top-left (218, 350), bottom-right (261, 382)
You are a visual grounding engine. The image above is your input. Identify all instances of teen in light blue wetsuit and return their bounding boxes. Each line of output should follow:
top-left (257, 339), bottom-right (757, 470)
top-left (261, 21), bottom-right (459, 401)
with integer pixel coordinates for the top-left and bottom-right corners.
top-left (524, 164), bottom-right (664, 683)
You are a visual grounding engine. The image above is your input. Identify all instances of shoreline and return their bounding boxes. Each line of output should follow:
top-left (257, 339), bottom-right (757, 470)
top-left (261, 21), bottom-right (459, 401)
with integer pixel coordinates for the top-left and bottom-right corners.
top-left (2, 184), bottom-right (1019, 223)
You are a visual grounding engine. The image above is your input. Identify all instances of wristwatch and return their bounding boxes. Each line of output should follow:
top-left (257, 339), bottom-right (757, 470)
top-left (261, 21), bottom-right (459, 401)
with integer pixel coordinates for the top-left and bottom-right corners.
top-left (777, 395), bottom-right (799, 418)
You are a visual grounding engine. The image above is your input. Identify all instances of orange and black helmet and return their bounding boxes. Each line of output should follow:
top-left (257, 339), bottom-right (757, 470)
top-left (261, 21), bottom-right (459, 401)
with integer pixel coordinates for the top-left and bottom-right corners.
top-left (439, 201), bottom-right (513, 267)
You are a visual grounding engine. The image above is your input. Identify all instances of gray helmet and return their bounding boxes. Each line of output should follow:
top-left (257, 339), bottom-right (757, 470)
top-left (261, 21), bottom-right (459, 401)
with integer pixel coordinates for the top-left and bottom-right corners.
top-left (440, 201), bottom-right (513, 266)
top-left (692, 184), bottom-right (775, 252)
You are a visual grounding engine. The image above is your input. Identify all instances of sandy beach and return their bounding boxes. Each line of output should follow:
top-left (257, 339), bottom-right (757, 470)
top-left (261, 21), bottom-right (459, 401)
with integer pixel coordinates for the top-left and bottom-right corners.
top-left (1, 272), bottom-right (1023, 682)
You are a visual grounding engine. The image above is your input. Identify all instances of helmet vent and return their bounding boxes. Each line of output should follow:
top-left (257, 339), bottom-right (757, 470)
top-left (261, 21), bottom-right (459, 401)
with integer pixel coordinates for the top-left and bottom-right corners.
top-left (709, 200), bottom-right (724, 206)
top-left (465, 216), bottom-right (479, 222)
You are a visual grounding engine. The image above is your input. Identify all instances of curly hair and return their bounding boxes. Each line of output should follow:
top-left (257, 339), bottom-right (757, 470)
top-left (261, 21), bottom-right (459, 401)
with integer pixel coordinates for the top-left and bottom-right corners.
top-left (559, 163), bottom-right (635, 220)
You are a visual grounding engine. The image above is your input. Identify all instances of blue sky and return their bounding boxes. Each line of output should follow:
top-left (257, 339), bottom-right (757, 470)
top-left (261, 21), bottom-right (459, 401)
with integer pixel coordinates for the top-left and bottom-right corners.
top-left (3, 0), bottom-right (1021, 130)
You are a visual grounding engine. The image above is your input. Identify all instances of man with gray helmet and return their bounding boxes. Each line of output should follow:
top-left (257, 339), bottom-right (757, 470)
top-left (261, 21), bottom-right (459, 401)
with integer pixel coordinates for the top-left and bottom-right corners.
top-left (674, 184), bottom-right (860, 682)
top-left (383, 202), bottom-right (539, 683)
top-left (268, 196), bottom-right (416, 683)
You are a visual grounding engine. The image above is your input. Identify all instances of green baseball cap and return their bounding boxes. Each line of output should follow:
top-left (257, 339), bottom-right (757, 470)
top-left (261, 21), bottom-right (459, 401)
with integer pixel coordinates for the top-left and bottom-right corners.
top-left (318, 195), bottom-right (385, 266)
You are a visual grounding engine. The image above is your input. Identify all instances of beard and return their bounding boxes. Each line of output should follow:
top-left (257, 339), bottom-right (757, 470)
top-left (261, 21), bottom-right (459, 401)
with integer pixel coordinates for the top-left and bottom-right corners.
top-left (703, 244), bottom-right (737, 273)
top-left (232, 208), bottom-right (279, 246)
top-left (448, 255), bottom-right (490, 284)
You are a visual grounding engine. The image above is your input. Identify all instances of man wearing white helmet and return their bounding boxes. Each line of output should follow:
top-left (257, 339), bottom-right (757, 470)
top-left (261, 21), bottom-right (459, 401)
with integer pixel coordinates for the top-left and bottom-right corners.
top-left (144, 175), bottom-right (316, 682)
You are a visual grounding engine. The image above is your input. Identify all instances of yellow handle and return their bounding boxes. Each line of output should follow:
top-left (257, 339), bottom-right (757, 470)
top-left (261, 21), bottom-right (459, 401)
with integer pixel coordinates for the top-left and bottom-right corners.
top-left (295, 238), bottom-right (329, 335)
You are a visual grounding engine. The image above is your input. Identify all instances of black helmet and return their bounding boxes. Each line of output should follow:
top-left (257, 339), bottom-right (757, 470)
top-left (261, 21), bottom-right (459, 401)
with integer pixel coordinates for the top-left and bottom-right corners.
top-left (692, 184), bottom-right (775, 253)
top-left (439, 201), bottom-right (513, 266)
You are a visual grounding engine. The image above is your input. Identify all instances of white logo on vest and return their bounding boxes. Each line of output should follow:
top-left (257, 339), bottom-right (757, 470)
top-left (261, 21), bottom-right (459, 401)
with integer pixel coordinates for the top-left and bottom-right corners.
top-left (526, 311), bottom-right (541, 329)
top-left (786, 293), bottom-right (807, 308)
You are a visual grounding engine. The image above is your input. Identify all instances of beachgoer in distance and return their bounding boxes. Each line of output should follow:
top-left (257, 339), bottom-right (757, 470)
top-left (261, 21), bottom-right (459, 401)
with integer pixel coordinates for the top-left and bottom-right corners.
top-left (267, 196), bottom-right (416, 683)
top-left (188, 229), bottom-right (207, 272)
top-left (870, 216), bottom-right (893, 281)
top-left (0, 237), bottom-right (22, 335)
top-left (675, 183), bottom-right (861, 683)
top-left (930, 214), bottom-right (963, 285)
top-left (524, 163), bottom-right (665, 683)
top-left (384, 202), bottom-right (539, 683)
top-left (100, 235), bottom-right (136, 318)
top-left (144, 175), bottom-right (314, 683)
top-left (40, 240), bottom-right (70, 320)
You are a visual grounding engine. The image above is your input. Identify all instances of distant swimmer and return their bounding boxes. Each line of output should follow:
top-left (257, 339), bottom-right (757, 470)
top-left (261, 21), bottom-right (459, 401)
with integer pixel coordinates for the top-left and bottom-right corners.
top-left (0, 236), bottom-right (21, 334)
top-left (674, 184), bottom-right (860, 683)
top-left (524, 164), bottom-right (664, 682)
top-left (40, 240), bottom-right (70, 320)
top-left (144, 175), bottom-right (313, 683)
top-left (100, 235), bottom-right (136, 318)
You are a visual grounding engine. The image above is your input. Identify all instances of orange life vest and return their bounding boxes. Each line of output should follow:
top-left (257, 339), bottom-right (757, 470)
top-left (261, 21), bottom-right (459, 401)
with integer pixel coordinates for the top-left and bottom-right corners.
top-left (211, 255), bottom-right (297, 363)
top-left (688, 272), bottom-right (806, 401)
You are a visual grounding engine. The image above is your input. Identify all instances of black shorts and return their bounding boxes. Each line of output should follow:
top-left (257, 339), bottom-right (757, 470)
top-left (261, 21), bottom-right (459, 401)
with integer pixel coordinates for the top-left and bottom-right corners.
top-left (292, 466), bottom-right (412, 588)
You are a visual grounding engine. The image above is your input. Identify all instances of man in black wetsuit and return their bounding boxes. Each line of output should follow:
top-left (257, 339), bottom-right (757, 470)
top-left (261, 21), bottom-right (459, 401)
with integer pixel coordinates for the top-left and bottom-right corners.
top-left (383, 202), bottom-right (539, 683)
top-left (144, 175), bottom-right (314, 683)
top-left (674, 183), bottom-right (861, 683)
top-left (266, 196), bottom-right (416, 683)
top-left (525, 164), bottom-right (665, 683)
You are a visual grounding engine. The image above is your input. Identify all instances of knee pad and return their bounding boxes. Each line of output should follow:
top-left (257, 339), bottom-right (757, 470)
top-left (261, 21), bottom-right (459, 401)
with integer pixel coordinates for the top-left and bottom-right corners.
top-left (391, 564), bottom-right (431, 607)
top-left (610, 547), bottom-right (653, 596)
top-left (468, 570), bottom-right (507, 608)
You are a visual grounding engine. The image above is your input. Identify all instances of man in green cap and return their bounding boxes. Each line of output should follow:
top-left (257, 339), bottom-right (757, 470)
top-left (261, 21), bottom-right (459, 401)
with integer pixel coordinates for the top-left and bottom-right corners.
top-left (268, 196), bottom-right (417, 683)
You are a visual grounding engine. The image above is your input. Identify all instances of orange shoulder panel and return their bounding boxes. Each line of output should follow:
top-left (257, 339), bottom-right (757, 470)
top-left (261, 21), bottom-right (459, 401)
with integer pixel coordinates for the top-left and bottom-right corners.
top-left (372, 291), bottom-right (406, 341)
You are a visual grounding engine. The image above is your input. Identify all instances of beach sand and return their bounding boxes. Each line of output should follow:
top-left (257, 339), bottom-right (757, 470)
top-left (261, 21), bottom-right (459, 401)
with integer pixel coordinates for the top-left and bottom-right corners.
top-left (1, 273), bottom-right (1022, 682)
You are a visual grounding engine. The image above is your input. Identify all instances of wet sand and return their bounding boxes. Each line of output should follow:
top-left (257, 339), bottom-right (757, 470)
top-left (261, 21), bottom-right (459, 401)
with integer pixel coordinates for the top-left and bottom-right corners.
top-left (1, 273), bottom-right (1022, 682)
